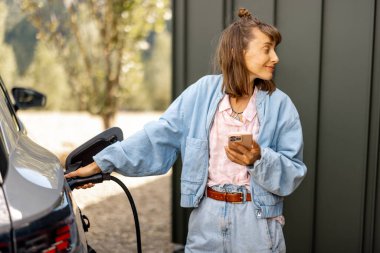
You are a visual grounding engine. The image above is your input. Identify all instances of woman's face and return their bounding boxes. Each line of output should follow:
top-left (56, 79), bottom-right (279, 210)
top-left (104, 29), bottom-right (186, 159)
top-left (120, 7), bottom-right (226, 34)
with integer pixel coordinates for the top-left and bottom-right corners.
top-left (244, 28), bottom-right (279, 81)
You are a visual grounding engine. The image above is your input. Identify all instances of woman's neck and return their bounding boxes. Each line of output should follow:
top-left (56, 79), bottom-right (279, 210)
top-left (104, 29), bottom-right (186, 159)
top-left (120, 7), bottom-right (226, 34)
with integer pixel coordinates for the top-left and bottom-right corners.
top-left (229, 95), bottom-right (251, 113)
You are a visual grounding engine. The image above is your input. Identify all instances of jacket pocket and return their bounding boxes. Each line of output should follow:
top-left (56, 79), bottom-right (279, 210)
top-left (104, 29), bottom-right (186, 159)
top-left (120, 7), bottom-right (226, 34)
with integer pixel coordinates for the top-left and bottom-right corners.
top-left (252, 182), bottom-right (283, 206)
top-left (181, 137), bottom-right (208, 185)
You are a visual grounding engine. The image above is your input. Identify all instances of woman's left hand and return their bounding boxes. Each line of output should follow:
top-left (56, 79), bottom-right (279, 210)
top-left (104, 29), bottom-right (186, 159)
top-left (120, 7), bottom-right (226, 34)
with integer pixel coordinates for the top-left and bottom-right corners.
top-left (225, 141), bottom-right (261, 166)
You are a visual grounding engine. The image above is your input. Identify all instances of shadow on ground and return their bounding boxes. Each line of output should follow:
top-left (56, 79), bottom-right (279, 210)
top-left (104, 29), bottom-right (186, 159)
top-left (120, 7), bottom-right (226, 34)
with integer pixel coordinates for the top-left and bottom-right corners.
top-left (81, 175), bottom-right (174, 253)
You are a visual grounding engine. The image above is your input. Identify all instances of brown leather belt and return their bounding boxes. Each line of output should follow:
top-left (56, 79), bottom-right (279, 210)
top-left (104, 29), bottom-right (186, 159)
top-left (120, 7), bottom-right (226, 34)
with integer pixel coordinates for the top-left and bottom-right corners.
top-left (206, 187), bottom-right (251, 204)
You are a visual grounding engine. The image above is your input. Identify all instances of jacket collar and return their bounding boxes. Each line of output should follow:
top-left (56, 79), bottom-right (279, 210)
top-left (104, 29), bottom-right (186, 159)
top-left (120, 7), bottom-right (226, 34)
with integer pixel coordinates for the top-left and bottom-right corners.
top-left (214, 75), bottom-right (271, 125)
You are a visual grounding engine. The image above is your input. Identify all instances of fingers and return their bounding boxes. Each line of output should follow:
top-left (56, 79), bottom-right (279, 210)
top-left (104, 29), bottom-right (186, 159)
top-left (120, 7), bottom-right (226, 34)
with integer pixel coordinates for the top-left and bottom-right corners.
top-left (77, 183), bottom-right (95, 189)
top-left (252, 140), bottom-right (260, 149)
top-left (64, 171), bottom-right (78, 178)
top-left (225, 147), bottom-right (242, 165)
top-left (64, 162), bottom-right (102, 178)
top-left (229, 142), bottom-right (249, 154)
top-left (225, 146), bottom-right (250, 165)
top-left (64, 171), bottom-right (95, 189)
top-left (252, 140), bottom-right (262, 160)
top-left (64, 162), bottom-right (101, 190)
top-left (225, 141), bottom-right (261, 166)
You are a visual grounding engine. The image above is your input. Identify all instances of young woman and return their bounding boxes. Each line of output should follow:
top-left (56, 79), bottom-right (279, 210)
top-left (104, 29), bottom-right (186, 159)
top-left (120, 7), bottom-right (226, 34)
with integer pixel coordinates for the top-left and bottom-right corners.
top-left (66, 8), bottom-right (307, 253)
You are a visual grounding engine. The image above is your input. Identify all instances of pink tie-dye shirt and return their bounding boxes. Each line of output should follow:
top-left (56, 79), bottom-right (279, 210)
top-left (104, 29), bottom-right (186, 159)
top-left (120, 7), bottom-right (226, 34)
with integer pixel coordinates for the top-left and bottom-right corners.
top-left (207, 90), bottom-right (285, 225)
top-left (207, 89), bottom-right (259, 188)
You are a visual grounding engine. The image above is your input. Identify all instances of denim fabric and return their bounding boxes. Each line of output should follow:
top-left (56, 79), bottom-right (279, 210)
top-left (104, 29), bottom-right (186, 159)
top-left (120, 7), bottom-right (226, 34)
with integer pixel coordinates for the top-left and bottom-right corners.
top-left (185, 195), bottom-right (286, 253)
top-left (93, 75), bottom-right (307, 218)
top-left (209, 184), bottom-right (248, 194)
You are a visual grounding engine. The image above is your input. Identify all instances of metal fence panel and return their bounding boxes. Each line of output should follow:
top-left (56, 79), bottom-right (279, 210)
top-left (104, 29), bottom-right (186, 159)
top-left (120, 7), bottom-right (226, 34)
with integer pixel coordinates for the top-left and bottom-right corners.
top-left (274, 0), bottom-right (322, 252)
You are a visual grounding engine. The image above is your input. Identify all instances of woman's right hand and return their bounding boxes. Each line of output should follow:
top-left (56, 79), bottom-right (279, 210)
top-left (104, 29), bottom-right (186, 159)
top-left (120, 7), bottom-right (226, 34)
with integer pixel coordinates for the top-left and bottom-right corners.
top-left (64, 161), bottom-right (102, 189)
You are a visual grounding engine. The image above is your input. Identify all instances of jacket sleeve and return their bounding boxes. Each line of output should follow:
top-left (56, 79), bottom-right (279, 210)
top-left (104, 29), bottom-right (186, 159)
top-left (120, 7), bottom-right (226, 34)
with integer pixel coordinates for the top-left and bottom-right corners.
top-left (249, 117), bottom-right (307, 196)
top-left (93, 94), bottom-right (184, 176)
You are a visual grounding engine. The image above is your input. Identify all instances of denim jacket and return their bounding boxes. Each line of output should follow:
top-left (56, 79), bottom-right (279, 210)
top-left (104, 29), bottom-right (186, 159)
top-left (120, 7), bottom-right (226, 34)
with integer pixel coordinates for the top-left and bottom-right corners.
top-left (94, 75), bottom-right (307, 218)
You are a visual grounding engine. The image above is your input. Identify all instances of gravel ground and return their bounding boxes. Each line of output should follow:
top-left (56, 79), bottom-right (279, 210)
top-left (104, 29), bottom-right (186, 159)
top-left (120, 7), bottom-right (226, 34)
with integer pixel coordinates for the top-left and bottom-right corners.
top-left (81, 174), bottom-right (174, 253)
top-left (18, 111), bottom-right (177, 253)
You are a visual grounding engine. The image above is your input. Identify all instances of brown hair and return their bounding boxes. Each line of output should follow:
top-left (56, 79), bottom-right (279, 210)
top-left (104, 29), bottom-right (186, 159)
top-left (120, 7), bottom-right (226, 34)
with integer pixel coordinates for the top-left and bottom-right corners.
top-left (216, 8), bottom-right (281, 96)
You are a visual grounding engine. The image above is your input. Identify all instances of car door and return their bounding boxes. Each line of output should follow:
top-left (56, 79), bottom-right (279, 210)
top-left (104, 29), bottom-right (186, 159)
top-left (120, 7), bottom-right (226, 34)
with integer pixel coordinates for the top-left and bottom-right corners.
top-left (0, 77), bottom-right (65, 224)
top-left (0, 78), bottom-right (88, 252)
top-left (0, 143), bottom-right (12, 253)
top-left (0, 81), bottom-right (15, 253)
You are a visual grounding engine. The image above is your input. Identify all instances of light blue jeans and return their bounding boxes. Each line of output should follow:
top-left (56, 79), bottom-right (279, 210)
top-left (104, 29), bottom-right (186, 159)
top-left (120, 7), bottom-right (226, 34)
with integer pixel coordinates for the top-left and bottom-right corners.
top-left (185, 185), bottom-right (286, 253)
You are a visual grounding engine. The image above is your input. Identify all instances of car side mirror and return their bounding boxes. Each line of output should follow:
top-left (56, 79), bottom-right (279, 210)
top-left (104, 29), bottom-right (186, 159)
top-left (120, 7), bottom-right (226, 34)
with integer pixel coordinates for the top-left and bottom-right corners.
top-left (65, 127), bottom-right (123, 171)
top-left (11, 87), bottom-right (46, 111)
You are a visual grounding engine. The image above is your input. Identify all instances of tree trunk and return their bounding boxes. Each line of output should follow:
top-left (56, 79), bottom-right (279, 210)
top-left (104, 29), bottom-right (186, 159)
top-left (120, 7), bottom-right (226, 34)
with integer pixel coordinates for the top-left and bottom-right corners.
top-left (102, 111), bottom-right (115, 130)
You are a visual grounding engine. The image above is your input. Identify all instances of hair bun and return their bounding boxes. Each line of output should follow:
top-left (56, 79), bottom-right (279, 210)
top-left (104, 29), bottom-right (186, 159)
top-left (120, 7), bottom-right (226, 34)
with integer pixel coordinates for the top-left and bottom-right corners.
top-left (238, 8), bottom-right (252, 19)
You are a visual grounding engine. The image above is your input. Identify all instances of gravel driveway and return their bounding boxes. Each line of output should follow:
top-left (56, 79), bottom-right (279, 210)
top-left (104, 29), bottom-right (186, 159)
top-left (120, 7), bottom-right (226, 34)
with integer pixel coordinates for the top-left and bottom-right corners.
top-left (81, 174), bottom-right (174, 253)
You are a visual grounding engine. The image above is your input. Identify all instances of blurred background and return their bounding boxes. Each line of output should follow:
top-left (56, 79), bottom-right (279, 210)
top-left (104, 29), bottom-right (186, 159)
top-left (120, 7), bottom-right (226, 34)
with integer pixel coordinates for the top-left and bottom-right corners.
top-left (0, 0), bottom-right (173, 252)
top-left (1, 0), bottom-right (380, 253)
top-left (0, 0), bottom-right (172, 128)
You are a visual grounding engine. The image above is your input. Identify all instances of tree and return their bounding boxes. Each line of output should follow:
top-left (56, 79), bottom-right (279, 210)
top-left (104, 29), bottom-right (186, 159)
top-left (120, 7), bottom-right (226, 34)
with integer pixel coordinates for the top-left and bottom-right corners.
top-left (19, 0), bottom-right (170, 128)
top-left (143, 30), bottom-right (171, 110)
top-left (0, 2), bottom-right (17, 86)
top-left (17, 43), bottom-right (72, 110)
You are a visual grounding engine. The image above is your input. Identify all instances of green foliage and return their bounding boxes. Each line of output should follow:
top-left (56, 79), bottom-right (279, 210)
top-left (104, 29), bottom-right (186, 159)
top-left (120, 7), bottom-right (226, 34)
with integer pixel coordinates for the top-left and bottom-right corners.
top-left (16, 43), bottom-right (73, 110)
top-left (142, 30), bottom-right (171, 110)
top-left (4, 18), bottom-right (37, 76)
top-left (0, 2), bottom-right (17, 86)
top-left (19, 0), bottom-right (171, 128)
top-left (0, 1), bottom-right (172, 122)
top-left (120, 31), bottom-right (171, 111)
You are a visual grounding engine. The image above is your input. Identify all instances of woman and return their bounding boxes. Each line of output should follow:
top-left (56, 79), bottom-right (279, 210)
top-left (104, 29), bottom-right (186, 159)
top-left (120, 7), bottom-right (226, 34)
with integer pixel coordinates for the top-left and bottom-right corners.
top-left (66, 8), bottom-right (307, 253)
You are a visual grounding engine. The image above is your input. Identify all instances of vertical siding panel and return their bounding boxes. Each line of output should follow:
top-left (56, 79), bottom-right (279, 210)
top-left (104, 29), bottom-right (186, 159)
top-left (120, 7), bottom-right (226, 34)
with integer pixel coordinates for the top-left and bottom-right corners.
top-left (223, 0), bottom-right (234, 27)
top-left (375, 131), bottom-right (380, 252)
top-left (234, 0), bottom-right (275, 24)
top-left (171, 0), bottom-right (189, 245)
top-left (172, 0), bottom-right (187, 98)
top-left (186, 0), bottom-right (224, 84)
top-left (372, 0), bottom-right (380, 251)
top-left (275, 0), bottom-right (322, 252)
top-left (171, 0), bottom-right (225, 246)
top-left (315, 0), bottom-right (373, 252)
top-left (363, 0), bottom-right (378, 251)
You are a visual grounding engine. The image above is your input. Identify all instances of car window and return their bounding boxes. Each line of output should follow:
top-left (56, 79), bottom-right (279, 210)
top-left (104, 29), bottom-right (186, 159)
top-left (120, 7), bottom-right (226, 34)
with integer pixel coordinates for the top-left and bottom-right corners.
top-left (0, 80), bottom-right (20, 131)
top-left (0, 80), bottom-right (20, 152)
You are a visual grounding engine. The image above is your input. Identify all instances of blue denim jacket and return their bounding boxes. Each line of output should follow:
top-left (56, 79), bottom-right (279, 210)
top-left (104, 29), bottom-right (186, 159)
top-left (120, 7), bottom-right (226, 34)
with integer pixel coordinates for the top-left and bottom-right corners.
top-left (94, 75), bottom-right (307, 218)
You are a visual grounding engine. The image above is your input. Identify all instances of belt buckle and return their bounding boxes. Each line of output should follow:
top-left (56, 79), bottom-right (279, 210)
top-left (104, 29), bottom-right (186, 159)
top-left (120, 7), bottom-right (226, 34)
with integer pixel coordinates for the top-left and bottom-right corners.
top-left (231, 192), bottom-right (244, 204)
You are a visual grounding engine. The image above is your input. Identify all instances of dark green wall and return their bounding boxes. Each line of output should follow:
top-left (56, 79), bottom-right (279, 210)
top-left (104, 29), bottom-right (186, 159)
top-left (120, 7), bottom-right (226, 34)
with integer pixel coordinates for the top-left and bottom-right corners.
top-left (172, 0), bottom-right (380, 252)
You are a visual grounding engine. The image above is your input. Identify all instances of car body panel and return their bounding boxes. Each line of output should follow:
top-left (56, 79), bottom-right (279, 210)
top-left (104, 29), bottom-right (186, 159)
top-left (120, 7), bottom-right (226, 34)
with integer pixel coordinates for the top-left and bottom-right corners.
top-left (4, 134), bottom-right (64, 227)
top-left (0, 186), bottom-right (12, 253)
top-left (0, 77), bottom-right (88, 252)
top-left (0, 78), bottom-right (65, 227)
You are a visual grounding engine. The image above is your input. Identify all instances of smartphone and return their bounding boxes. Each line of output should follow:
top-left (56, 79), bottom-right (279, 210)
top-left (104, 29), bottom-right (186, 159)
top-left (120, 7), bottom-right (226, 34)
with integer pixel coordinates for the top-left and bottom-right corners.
top-left (228, 132), bottom-right (253, 148)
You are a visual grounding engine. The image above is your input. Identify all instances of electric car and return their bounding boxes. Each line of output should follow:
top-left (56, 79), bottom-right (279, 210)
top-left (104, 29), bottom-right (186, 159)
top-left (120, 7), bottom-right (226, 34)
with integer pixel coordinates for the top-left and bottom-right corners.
top-left (0, 76), bottom-right (89, 253)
